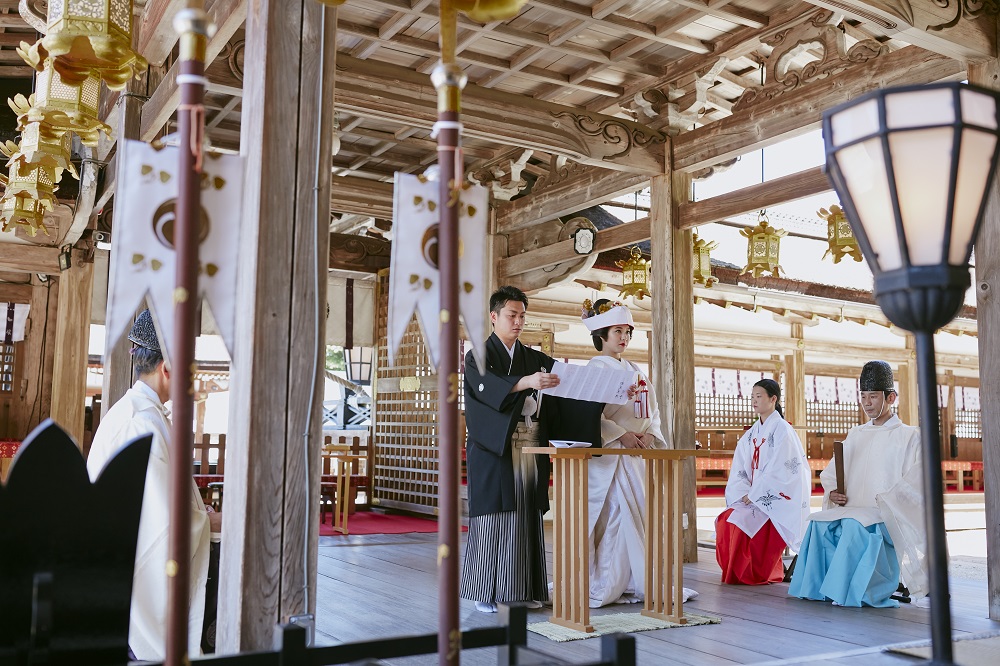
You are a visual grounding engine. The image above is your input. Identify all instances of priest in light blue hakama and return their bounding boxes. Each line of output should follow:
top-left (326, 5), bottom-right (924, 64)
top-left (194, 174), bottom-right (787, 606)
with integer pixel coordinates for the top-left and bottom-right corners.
top-left (789, 361), bottom-right (928, 608)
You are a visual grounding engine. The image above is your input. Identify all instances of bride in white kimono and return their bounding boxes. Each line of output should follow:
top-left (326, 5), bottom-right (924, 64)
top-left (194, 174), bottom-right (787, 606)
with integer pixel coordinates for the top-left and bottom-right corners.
top-left (582, 299), bottom-right (697, 607)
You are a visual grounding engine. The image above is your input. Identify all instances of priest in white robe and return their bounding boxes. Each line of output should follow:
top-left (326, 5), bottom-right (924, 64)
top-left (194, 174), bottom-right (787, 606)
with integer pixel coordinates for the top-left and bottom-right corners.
top-left (581, 299), bottom-right (696, 607)
top-left (86, 310), bottom-right (217, 659)
top-left (789, 360), bottom-right (927, 607)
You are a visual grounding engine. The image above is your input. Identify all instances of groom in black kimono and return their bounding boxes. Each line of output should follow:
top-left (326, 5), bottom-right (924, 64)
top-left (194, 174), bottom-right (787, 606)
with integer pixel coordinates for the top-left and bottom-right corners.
top-left (460, 285), bottom-right (601, 613)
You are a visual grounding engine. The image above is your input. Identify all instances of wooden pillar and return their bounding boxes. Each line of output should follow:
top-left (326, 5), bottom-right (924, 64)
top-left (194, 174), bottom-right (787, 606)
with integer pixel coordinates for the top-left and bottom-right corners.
top-left (101, 64), bottom-right (153, 415)
top-left (49, 259), bottom-right (95, 445)
top-left (898, 336), bottom-right (920, 426)
top-left (218, 1), bottom-right (336, 650)
top-left (649, 153), bottom-right (698, 562)
top-left (944, 370), bottom-right (956, 448)
top-left (13, 276), bottom-right (59, 438)
top-left (784, 323), bottom-right (806, 427)
top-left (970, 53), bottom-right (1000, 623)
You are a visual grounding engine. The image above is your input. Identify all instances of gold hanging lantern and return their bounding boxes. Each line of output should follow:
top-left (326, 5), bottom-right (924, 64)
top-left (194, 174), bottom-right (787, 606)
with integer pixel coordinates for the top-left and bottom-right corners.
top-left (0, 190), bottom-right (51, 237)
top-left (452, 0), bottom-right (529, 22)
top-left (17, 0), bottom-right (147, 90)
top-left (692, 232), bottom-right (718, 288)
top-left (616, 245), bottom-right (651, 300)
top-left (740, 210), bottom-right (787, 278)
top-left (9, 62), bottom-right (111, 145)
top-left (10, 121), bottom-right (75, 172)
top-left (818, 204), bottom-right (863, 264)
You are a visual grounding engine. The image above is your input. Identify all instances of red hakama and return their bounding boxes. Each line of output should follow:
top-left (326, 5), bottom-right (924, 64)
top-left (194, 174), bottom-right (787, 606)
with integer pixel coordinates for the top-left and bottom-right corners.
top-left (715, 508), bottom-right (786, 585)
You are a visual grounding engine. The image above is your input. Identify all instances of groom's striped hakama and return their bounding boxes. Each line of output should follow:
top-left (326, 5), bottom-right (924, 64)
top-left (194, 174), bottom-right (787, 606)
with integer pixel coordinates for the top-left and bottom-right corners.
top-left (460, 423), bottom-right (548, 604)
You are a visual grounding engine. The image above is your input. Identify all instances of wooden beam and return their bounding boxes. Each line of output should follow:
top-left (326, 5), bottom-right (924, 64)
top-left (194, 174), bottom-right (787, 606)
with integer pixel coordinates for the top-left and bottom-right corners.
top-left (677, 167), bottom-right (830, 229)
top-left (329, 232), bottom-right (390, 273)
top-left (0, 244), bottom-right (61, 274)
top-left (672, 46), bottom-right (964, 172)
top-left (330, 176), bottom-right (394, 219)
top-left (898, 335), bottom-right (920, 427)
top-left (499, 216), bottom-right (650, 278)
top-left (49, 259), bottom-right (94, 445)
top-left (0, 282), bottom-right (31, 302)
top-left (219, 0), bottom-right (335, 650)
top-left (335, 55), bottom-right (667, 174)
top-left (135, 0), bottom-right (189, 67)
top-left (496, 167), bottom-right (649, 233)
top-left (139, 0), bottom-right (247, 141)
top-left (806, 0), bottom-right (995, 60)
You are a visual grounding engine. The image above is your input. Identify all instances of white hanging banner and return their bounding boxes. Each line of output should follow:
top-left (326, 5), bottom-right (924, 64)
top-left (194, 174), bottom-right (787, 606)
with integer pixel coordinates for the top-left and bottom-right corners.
top-left (388, 173), bottom-right (488, 370)
top-left (1, 302), bottom-right (29, 342)
top-left (107, 139), bottom-right (244, 365)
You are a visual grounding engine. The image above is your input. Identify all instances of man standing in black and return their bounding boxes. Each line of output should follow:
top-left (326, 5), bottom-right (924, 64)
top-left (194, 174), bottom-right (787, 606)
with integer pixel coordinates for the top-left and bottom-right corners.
top-left (460, 286), bottom-right (561, 613)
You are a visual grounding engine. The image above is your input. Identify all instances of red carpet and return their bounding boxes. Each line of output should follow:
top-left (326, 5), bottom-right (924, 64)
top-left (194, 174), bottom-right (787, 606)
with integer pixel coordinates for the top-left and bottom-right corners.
top-left (319, 511), bottom-right (467, 536)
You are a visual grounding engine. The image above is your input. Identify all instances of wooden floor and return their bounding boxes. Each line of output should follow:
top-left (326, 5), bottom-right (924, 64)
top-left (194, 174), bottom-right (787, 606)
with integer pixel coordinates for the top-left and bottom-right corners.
top-left (314, 530), bottom-right (998, 665)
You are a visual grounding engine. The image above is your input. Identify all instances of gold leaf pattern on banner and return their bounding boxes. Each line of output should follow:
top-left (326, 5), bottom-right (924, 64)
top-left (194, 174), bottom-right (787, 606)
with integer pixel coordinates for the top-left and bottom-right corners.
top-left (205, 263), bottom-right (219, 277)
top-left (159, 171), bottom-right (170, 183)
top-left (409, 274), bottom-right (419, 284)
top-left (141, 164), bottom-right (153, 176)
top-left (463, 282), bottom-right (474, 293)
top-left (150, 259), bottom-right (162, 271)
top-left (131, 253), bottom-right (144, 264)
top-left (423, 278), bottom-right (432, 290)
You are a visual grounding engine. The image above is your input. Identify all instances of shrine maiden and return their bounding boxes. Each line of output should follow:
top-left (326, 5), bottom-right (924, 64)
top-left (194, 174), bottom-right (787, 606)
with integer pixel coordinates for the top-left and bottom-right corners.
top-left (715, 379), bottom-right (810, 585)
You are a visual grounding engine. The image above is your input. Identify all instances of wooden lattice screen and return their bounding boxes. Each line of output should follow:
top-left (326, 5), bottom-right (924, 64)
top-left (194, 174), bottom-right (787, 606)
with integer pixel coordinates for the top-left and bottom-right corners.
top-left (695, 394), bottom-right (754, 429)
top-left (807, 401), bottom-right (862, 434)
top-left (370, 272), bottom-right (468, 515)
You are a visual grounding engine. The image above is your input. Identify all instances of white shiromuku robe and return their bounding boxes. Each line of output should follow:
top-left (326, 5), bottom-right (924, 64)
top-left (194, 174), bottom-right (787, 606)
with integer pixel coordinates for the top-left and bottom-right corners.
top-left (87, 381), bottom-right (211, 660)
top-left (586, 355), bottom-right (696, 607)
top-left (799, 415), bottom-right (927, 599)
top-left (723, 414), bottom-right (811, 552)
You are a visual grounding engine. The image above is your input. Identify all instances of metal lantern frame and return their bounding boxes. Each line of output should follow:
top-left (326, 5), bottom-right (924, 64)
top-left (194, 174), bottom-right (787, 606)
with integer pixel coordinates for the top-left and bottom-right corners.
top-left (692, 232), bottom-right (718, 287)
top-left (823, 81), bottom-right (1000, 666)
top-left (617, 245), bottom-right (651, 300)
top-left (32, 60), bottom-right (110, 144)
top-left (818, 204), bottom-right (863, 264)
top-left (740, 211), bottom-right (786, 278)
top-left (344, 346), bottom-right (374, 386)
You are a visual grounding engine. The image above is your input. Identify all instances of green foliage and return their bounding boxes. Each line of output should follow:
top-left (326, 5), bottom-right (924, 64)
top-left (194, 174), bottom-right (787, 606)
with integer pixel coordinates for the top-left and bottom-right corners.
top-left (326, 346), bottom-right (345, 371)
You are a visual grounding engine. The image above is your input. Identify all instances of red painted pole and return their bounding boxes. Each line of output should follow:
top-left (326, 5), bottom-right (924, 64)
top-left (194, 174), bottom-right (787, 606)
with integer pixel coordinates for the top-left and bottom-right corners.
top-left (433, 3), bottom-right (464, 664)
top-left (166, 5), bottom-right (212, 665)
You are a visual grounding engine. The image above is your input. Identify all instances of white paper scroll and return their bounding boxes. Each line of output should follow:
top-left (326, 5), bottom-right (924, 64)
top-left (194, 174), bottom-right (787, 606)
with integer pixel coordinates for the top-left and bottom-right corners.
top-left (107, 139), bottom-right (244, 365)
top-left (541, 360), bottom-right (634, 404)
top-left (387, 173), bottom-right (488, 370)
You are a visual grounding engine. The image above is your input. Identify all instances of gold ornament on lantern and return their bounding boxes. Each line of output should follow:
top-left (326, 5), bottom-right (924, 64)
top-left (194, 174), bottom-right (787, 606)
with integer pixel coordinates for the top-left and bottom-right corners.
top-left (452, 0), bottom-right (529, 22)
top-left (17, 0), bottom-right (147, 90)
top-left (818, 204), bottom-right (863, 264)
top-left (740, 210), bottom-right (787, 278)
top-left (692, 232), bottom-right (718, 288)
top-left (616, 245), bottom-right (651, 300)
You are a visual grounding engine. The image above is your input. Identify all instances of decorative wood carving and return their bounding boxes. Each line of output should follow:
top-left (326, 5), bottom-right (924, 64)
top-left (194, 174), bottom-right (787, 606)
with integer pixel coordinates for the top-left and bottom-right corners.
top-left (550, 110), bottom-right (666, 163)
top-left (468, 149), bottom-right (533, 201)
top-left (528, 155), bottom-right (589, 196)
top-left (733, 10), bottom-right (888, 113)
top-left (221, 37), bottom-right (245, 82)
top-left (505, 216), bottom-right (598, 293)
top-left (329, 232), bottom-right (391, 273)
top-left (632, 59), bottom-right (729, 134)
